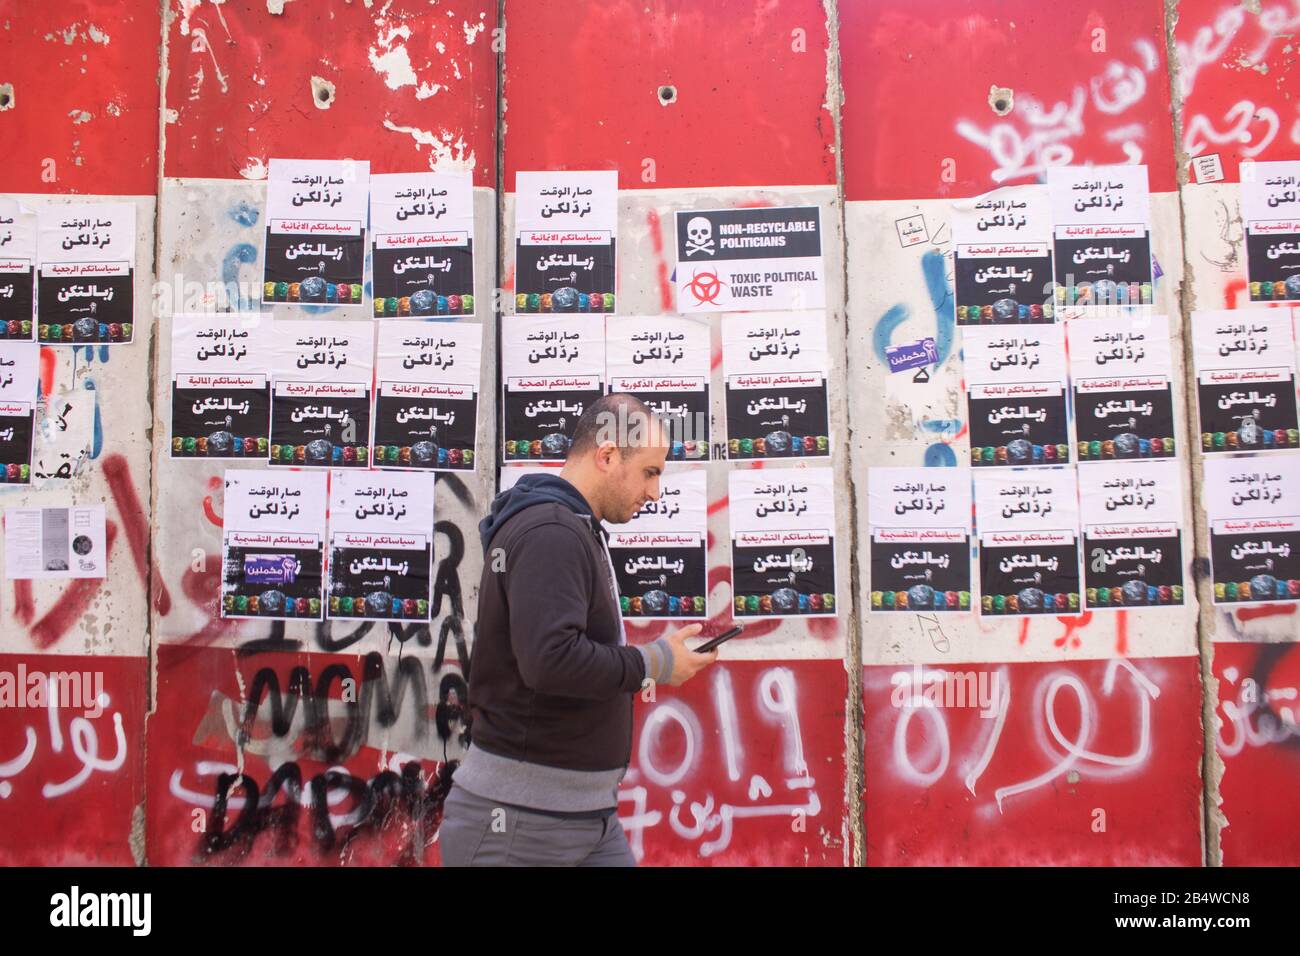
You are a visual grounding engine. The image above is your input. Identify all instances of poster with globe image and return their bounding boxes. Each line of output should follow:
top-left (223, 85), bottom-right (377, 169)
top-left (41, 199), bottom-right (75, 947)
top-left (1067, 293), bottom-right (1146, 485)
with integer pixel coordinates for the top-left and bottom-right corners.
top-left (513, 170), bottom-right (617, 314)
top-left (867, 466), bottom-right (972, 613)
top-left (501, 313), bottom-right (604, 462)
top-left (1204, 455), bottom-right (1300, 606)
top-left (169, 313), bottom-right (271, 460)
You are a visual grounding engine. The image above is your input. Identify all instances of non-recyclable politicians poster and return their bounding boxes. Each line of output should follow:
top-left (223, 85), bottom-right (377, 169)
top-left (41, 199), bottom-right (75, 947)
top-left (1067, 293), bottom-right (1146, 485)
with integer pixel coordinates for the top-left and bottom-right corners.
top-left (1192, 308), bottom-right (1299, 453)
top-left (370, 171), bottom-right (475, 317)
top-left (221, 469), bottom-right (327, 620)
top-left (374, 320), bottom-right (482, 470)
top-left (267, 320), bottom-right (374, 467)
top-left (169, 313), bottom-right (271, 459)
top-left (729, 467), bottom-right (838, 618)
top-left (514, 170), bottom-right (617, 313)
top-left (722, 311), bottom-right (831, 460)
top-left (1203, 455), bottom-right (1300, 605)
top-left (327, 469), bottom-right (435, 622)
top-left (605, 315), bottom-right (711, 460)
top-left (262, 158), bottom-right (370, 307)
top-left (963, 324), bottom-right (1070, 466)
top-left (1079, 459), bottom-right (1186, 611)
top-left (605, 466), bottom-right (708, 620)
top-left (867, 466), bottom-right (972, 613)
top-left (36, 202), bottom-right (135, 343)
top-left (502, 313), bottom-right (604, 461)
top-left (974, 467), bottom-right (1082, 616)
top-left (0, 198), bottom-right (35, 338)
top-left (1047, 164), bottom-right (1153, 307)
top-left (1240, 159), bottom-right (1300, 302)
top-left (1068, 314), bottom-right (1177, 462)
top-left (674, 205), bottom-right (825, 313)
top-left (952, 185), bottom-right (1054, 326)
top-left (0, 341), bottom-right (37, 484)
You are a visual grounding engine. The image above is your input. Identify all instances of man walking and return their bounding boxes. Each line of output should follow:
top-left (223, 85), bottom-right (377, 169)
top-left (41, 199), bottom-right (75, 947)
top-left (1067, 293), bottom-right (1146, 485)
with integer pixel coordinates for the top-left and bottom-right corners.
top-left (439, 393), bottom-right (718, 866)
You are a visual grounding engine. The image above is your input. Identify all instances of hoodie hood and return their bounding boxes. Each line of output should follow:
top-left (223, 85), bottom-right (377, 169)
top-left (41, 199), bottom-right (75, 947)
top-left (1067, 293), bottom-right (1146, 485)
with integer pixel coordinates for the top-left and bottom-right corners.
top-left (479, 473), bottom-right (598, 551)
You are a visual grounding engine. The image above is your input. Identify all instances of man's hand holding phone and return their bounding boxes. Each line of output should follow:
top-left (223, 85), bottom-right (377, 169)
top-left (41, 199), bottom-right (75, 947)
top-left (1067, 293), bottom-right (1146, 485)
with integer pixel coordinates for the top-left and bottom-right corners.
top-left (662, 624), bottom-right (718, 685)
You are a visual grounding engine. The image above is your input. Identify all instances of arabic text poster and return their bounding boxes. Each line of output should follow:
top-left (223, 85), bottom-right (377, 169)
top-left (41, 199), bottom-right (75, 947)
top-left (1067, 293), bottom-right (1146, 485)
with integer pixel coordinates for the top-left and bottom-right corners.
top-left (963, 325), bottom-right (1071, 466)
top-left (4, 506), bottom-right (107, 579)
top-left (867, 467), bottom-right (972, 612)
top-left (721, 312), bottom-right (831, 460)
top-left (974, 468), bottom-right (1082, 616)
top-left (370, 171), bottom-right (475, 317)
top-left (606, 466), bottom-right (708, 620)
top-left (1047, 165), bottom-right (1153, 307)
top-left (262, 158), bottom-right (370, 307)
top-left (267, 321), bottom-right (374, 467)
top-left (0, 341), bottom-right (37, 484)
top-left (729, 467), bottom-right (838, 618)
top-left (1241, 160), bottom-right (1300, 301)
top-left (327, 469), bottom-right (435, 622)
top-left (1204, 455), bottom-right (1300, 605)
top-left (514, 170), bottom-right (617, 313)
top-left (1079, 460), bottom-right (1185, 610)
top-left (0, 198), bottom-right (36, 338)
top-left (674, 206), bottom-right (825, 313)
top-left (1068, 314), bottom-right (1177, 461)
top-left (374, 320), bottom-right (482, 470)
top-left (36, 203), bottom-right (136, 343)
top-left (952, 185), bottom-right (1054, 325)
top-left (502, 313), bottom-right (605, 461)
top-left (221, 469), bottom-right (327, 619)
top-left (1192, 308), bottom-right (1299, 453)
top-left (605, 315), bottom-right (711, 461)
top-left (169, 313), bottom-right (272, 460)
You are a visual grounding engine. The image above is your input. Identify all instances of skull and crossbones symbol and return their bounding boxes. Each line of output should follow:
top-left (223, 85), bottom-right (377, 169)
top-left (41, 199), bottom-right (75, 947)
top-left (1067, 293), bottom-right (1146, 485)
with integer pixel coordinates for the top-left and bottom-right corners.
top-left (685, 216), bottom-right (715, 256)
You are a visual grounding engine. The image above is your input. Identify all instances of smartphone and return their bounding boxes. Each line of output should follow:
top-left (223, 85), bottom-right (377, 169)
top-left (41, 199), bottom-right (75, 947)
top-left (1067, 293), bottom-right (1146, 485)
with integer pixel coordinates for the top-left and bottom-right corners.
top-left (693, 624), bottom-right (744, 654)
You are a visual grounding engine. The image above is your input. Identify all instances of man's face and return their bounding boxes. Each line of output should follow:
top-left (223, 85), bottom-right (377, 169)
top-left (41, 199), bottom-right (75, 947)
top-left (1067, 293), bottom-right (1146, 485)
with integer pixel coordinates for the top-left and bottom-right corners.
top-left (602, 441), bottom-right (668, 524)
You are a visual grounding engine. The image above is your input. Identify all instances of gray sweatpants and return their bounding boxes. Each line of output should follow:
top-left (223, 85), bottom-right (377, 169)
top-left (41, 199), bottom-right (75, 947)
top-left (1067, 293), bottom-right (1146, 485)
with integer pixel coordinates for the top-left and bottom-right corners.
top-left (438, 784), bottom-right (637, 867)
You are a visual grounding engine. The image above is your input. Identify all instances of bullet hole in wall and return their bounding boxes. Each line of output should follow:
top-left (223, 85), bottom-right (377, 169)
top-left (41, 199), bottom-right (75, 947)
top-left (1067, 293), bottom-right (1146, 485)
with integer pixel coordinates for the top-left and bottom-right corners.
top-left (657, 85), bottom-right (677, 106)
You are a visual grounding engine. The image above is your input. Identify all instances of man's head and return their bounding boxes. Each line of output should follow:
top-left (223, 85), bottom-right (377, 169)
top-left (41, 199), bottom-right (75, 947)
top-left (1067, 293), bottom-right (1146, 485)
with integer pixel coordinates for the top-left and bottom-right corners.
top-left (561, 393), bottom-right (669, 524)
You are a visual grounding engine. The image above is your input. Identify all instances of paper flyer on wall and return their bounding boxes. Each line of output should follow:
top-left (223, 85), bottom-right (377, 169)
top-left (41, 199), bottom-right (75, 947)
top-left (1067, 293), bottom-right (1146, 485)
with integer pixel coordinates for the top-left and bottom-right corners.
top-left (514, 170), bottom-right (617, 313)
top-left (1203, 455), bottom-right (1300, 605)
top-left (674, 205), bottom-right (825, 313)
top-left (1047, 165), bottom-right (1153, 308)
top-left (951, 185), bottom-right (1054, 326)
top-left (1240, 160), bottom-right (1300, 303)
top-left (605, 315), bottom-right (711, 460)
top-left (729, 467), bottom-right (838, 618)
top-left (867, 466), bottom-right (972, 613)
top-left (963, 324), bottom-right (1070, 466)
top-left (502, 313), bottom-right (604, 462)
top-left (327, 469), bottom-right (435, 622)
top-left (262, 158), bottom-right (370, 307)
top-left (0, 197), bottom-right (36, 338)
top-left (1192, 308), bottom-right (1299, 453)
top-left (36, 202), bottom-right (135, 343)
top-left (0, 341), bottom-right (37, 484)
top-left (1078, 459), bottom-right (1185, 611)
top-left (974, 467), bottom-right (1081, 617)
top-left (169, 313), bottom-right (272, 460)
top-left (370, 171), bottom-right (475, 317)
top-left (721, 311), bottom-right (831, 460)
top-left (1068, 314), bottom-right (1177, 462)
top-left (221, 469), bottom-right (327, 619)
top-left (4, 506), bottom-right (106, 579)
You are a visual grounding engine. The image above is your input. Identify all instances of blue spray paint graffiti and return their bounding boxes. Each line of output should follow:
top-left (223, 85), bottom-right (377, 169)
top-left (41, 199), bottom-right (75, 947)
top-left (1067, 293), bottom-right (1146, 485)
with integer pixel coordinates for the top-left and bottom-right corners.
top-left (222, 243), bottom-right (259, 310)
top-left (229, 201), bottom-right (260, 228)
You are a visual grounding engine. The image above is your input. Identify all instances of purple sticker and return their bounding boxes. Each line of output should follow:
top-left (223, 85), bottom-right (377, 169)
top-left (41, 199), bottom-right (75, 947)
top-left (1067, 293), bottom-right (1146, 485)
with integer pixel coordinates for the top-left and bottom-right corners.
top-left (244, 554), bottom-right (299, 585)
top-left (885, 337), bottom-right (937, 373)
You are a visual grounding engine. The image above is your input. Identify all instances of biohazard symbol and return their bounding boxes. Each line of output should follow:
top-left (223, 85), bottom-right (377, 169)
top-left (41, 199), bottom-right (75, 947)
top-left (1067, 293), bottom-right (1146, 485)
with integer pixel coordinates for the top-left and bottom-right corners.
top-left (685, 267), bottom-right (726, 305)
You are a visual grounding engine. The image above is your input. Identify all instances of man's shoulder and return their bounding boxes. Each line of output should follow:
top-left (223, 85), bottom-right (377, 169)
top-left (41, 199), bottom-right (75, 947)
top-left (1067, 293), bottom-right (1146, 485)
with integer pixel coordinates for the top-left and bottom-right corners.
top-left (497, 501), bottom-right (594, 550)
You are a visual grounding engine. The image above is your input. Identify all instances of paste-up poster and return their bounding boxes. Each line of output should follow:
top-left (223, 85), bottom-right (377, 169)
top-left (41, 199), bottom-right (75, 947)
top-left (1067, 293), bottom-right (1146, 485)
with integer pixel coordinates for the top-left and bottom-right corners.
top-left (327, 469), bottom-right (435, 622)
top-left (867, 467), bottom-right (972, 613)
top-left (4, 506), bottom-right (106, 579)
top-left (220, 469), bottom-right (327, 619)
top-left (674, 206), bottom-right (825, 313)
top-left (963, 325), bottom-right (1070, 466)
top-left (370, 171), bottom-right (475, 317)
top-left (267, 320), bottom-right (374, 467)
top-left (974, 468), bottom-right (1081, 616)
top-left (0, 198), bottom-right (36, 338)
top-left (36, 203), bottom-right (136, 343)
top-left (502, 314), bottom-right (604, 461)
top-left (374, 320), bottom-right (481, 470)
top-left (605, 315), bottom-right (711, 460)
top-left (0, 341), bottom-right (37, 484)
top-left (729, 467), bottom-right (838, 618)
top-left (605, 466), bottom-right (708, 620)
top-left (1068, 314), bottom-right (1177, 461)
top-left (1048, 165), bottom-right (1153, 307)
top-left (952, 185), bottom-right (1054, 325)
top-left (262, 158), bottom-right (370, 307)
top-left (514, 170), bottom-right (617, 313)
top-left (1204, 455), bottom-right (1300, 605)
top-left (722, 312), bottom-right (831, 460)
top-left (1079, 459), bottom-right (1186, 610)
top-left (1241, 160), bottom-right (1300, 302)
top-left (169, 313), bottom-right (271, 460)
top-left (1192, 308), bottom-right (1299, 453)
